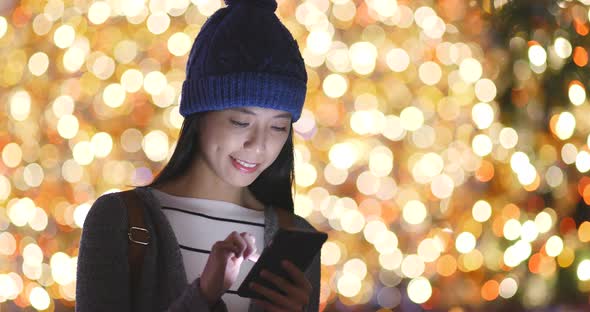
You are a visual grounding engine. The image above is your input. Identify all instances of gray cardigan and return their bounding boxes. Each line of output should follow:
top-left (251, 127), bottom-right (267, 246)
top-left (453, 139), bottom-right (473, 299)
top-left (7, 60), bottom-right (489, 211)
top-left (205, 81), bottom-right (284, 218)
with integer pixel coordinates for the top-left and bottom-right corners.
top-left (75, 186), bottom-right (321, 312)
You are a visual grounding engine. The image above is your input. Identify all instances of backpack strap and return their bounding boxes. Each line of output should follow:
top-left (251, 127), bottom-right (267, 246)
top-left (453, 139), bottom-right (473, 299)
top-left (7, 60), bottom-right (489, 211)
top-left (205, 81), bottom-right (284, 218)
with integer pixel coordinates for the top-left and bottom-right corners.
top-left (120, 189), bottom-right (150, 299)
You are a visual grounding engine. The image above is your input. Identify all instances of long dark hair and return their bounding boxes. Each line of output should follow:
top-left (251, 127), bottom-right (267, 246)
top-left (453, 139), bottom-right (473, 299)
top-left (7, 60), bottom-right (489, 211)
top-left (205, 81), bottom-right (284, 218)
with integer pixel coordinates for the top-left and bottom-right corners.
top-left (143, 111), bottom-right (296, 213)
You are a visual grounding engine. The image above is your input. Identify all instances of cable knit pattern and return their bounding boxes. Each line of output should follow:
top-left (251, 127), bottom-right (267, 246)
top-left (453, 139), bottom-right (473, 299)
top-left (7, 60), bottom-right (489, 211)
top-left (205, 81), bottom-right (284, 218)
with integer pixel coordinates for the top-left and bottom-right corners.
top-left (75, 186), bottom-right (321, 312)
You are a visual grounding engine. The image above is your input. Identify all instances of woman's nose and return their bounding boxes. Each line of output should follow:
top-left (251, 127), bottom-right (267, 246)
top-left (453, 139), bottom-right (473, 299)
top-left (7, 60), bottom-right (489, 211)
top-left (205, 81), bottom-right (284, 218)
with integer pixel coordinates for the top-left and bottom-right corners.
top-left (244, 127), bottom-right (266, 153)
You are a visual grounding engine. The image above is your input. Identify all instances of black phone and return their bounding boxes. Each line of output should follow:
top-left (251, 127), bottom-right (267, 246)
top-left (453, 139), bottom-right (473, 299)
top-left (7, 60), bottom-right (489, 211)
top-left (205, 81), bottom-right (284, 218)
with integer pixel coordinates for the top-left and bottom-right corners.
top-left (236, 228), bottom-right (328, 300)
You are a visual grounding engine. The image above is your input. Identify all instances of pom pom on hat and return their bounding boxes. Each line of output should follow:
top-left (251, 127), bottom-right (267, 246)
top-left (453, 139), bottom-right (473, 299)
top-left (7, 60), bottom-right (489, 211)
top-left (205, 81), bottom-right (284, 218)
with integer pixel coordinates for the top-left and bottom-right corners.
top-left (223, 0), bottom-right (278, 11)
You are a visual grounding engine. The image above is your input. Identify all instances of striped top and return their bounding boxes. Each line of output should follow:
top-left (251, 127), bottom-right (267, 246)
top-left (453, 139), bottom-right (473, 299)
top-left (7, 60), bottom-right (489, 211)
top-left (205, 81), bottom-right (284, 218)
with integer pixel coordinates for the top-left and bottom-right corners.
top-left (150, 188), bottom-right (265, 311)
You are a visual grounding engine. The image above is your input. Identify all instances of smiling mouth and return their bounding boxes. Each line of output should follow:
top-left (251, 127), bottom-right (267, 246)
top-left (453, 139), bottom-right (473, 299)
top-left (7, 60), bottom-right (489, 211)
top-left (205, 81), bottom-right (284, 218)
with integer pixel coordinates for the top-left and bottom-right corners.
top-left (230, 156), bottom-right (260, 172)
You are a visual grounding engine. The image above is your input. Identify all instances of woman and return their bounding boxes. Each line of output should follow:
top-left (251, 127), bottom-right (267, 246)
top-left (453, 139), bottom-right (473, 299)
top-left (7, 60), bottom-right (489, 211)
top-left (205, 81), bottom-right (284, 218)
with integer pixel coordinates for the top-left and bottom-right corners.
top-left (75, 0), bottom-right (320, 310)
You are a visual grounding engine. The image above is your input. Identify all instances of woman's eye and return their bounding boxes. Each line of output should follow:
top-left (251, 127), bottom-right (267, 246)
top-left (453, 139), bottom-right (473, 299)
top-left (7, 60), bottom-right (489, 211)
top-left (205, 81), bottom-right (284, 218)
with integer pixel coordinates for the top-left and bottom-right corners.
top-left (232, 120), bottom-right (286, 132)
top-left (231, 120), bottom-right (249, 127)
top-left (272, 126), bottom-right (287, 132)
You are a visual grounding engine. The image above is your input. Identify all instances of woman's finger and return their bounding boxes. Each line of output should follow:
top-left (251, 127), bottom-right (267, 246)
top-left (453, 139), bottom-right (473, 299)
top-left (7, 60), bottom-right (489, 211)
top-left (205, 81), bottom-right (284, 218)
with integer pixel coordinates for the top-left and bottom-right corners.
top-left (212, 241), bottom-right (241, 259)
top-left (240, 232), bottom-right (255, 244)
top-left (258, 270), bottom-right (307, 304)
top-left (226, 231), bottom-right (247, 258)
top-left (249, 281), bottom-right (298, 309)
top-left (281, 260), bottom-right (312, 293)
top-left (247, 250), bottom-right (261, 262)
top-left (239, 232), bottom-right (257, 260)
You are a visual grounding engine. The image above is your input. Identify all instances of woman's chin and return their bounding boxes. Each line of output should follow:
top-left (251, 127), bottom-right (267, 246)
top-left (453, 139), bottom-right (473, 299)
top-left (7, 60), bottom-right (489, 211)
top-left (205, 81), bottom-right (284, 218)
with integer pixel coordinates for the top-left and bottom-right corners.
top-left (226, 171), bottom-right (260, 187)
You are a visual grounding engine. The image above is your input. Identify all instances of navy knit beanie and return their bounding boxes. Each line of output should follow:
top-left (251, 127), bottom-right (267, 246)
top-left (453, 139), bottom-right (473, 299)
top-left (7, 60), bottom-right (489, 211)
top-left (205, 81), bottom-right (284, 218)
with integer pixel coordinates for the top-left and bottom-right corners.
top-left (179, 0), bottom-right (307, 122)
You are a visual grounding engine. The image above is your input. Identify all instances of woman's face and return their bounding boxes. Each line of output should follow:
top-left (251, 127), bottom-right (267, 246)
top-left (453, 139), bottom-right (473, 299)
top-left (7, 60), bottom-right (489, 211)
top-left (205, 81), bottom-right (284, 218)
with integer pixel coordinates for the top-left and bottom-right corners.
top-left (196, 106), bottom-right (292, 187)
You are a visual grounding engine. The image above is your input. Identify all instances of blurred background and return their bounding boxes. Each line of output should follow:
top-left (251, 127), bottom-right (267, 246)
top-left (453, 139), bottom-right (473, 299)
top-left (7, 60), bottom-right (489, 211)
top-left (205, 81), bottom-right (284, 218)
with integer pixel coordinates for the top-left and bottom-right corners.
top-left (1, 0), bottom-right (590, 311)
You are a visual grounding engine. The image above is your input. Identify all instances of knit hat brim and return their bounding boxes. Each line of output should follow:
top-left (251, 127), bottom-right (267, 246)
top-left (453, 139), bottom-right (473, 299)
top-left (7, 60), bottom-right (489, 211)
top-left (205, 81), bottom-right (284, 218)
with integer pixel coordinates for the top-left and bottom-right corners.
top-left (179, 72), bottom-right (306, 122)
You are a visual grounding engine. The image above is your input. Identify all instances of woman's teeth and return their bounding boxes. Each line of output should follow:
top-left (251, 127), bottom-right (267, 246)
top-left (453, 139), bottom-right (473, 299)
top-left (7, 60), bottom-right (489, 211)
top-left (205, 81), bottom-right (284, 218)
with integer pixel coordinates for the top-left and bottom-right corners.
top-left (235, 157), bottom-right (256, 168)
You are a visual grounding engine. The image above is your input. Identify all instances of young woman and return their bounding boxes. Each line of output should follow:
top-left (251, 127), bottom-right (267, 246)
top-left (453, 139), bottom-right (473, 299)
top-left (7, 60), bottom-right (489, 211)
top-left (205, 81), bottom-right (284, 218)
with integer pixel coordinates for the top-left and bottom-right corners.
top-left (75, 0), bottom-right (321, 311)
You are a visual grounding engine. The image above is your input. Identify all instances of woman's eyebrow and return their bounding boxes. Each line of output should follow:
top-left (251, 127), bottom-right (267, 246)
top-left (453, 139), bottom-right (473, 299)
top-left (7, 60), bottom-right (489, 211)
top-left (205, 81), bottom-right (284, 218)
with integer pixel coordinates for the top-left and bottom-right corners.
top-left (229, 107), bottom-right (291, 119)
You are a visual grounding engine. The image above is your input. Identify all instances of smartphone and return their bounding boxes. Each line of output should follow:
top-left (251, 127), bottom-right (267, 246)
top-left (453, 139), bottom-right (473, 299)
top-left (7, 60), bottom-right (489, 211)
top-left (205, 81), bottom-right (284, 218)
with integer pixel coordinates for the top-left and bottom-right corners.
top-left (236, 228), bottom-right (328, 300)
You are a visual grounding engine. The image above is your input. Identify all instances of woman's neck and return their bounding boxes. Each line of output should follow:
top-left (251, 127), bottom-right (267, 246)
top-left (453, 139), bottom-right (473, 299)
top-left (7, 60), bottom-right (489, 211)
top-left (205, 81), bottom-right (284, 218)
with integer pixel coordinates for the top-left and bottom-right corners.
top-left (151, 176), bottom-right (265, 211)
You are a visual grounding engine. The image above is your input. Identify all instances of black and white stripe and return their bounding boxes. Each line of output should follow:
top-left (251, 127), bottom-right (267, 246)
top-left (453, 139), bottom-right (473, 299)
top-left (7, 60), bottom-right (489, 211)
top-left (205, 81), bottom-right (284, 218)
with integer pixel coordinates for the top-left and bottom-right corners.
top-left (162, 206), bottom-right (265, 227)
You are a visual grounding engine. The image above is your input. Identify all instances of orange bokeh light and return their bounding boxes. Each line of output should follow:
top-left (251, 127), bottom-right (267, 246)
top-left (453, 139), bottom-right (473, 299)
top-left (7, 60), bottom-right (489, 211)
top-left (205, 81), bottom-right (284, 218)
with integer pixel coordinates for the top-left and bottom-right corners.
top-left (560, 217), bottom-right (576, 235)
top-left (577, 176), bottom-right (590, 197)
top-left (502, 203), bottom-right (520, 219)
top-left (573, 47), bottom-right (589, 67)
top-left (574, 20), bottom-right (590, 36)
top-left (529, 253), bottom-right (542, 274)
top-left (491, 216), bottom-right (505, 237)
top-left (475, 160), bottom-right (495, 182)
top-left (584, 185), bottom-right (590, 205)
top-left (437, 254), bottom-right (458, 277)
top-left (579, 221), bottom-right (590, 243)
top-left (481, 280), bottom-right (499, 301)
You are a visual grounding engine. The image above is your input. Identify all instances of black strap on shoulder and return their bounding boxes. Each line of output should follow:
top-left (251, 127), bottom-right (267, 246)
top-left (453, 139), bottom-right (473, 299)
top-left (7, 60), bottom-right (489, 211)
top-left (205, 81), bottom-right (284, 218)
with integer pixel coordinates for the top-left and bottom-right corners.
top-left (120, 189), bottom-right (150, 300)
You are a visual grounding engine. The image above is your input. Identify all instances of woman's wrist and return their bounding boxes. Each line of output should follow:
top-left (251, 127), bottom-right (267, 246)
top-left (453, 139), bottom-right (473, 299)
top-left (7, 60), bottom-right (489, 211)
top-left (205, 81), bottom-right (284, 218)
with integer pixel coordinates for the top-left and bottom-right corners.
top-left (197, 277), bottom-right (221, 308)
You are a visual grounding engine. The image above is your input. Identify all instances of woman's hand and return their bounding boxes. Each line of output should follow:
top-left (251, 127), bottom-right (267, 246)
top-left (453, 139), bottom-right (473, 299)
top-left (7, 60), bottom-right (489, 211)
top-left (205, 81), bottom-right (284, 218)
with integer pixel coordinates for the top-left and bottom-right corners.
top-left (250, 260), bottom-right (312, 311)
top-left (199, 231), bottom-right (258, 306)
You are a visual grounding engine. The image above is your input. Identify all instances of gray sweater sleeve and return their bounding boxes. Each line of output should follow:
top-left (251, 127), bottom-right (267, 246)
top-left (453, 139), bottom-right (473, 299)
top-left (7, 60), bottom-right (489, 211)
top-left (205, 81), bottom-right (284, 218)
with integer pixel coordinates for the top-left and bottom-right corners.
top-left (305, 250), bottom-right (321, 312)
top-left (295, 216), bottom-right (322, 312)
top-left (166, 277), bottom-right (227, 312)
top-left (75, 193), bottom-right (227, 312)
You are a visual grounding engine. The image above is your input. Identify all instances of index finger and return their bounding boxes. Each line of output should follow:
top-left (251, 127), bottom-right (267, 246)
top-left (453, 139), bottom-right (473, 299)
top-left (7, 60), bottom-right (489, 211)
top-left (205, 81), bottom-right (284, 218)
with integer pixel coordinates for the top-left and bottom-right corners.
top-left (240, 232), bottom-right (257, 260)
top-left (281, 260), bottom-right (312, 291)
top-left (247, 251), bottom-right (261, 262)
